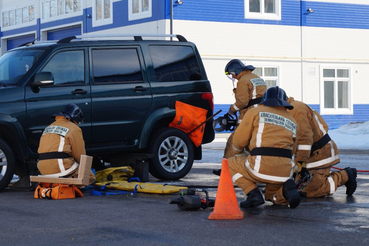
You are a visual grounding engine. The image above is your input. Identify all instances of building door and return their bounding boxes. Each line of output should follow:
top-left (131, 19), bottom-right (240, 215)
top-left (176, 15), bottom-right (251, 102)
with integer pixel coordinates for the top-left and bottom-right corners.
top-left (47, 26), bottom-right (81, 40)
top-left (7, 34), bottom-right (35, 50)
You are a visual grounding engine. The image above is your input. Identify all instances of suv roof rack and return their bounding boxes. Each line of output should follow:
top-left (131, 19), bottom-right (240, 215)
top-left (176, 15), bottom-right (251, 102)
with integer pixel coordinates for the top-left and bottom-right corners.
top-left (57, 34), bottom-right (187, 43)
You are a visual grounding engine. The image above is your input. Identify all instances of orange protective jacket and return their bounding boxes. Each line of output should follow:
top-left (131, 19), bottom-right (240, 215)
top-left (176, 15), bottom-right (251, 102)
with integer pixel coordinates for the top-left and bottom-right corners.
top-left (287, 97), bottom-right (340, 170)
top-left (37, 116), bottom-right (86, 176)
top-left (232, 105), bottom-right (298, 183)
top-left (229, 71), bottom-right (267, 121)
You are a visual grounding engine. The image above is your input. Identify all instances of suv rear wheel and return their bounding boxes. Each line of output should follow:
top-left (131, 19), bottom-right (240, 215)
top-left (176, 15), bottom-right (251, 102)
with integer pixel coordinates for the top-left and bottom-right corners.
top-left (148, 127), bottom-right (194, 180)
top-left (0, 139), bottom-right (16, 191)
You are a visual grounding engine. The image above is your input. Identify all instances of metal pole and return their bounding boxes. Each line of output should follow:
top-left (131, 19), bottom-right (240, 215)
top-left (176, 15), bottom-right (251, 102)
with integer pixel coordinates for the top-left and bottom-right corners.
top-left (170, 0), bottom-right (173, 40)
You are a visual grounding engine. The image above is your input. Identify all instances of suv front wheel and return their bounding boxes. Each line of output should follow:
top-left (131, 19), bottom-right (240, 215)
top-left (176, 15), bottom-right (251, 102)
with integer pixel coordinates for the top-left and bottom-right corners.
top-left (148, 127), bottom-right (194, 180)
top-left (0, 139), bottom-right (16, 191)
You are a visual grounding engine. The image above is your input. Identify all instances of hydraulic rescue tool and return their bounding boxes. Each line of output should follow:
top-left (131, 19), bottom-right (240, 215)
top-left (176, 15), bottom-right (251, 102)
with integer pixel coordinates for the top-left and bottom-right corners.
top-left (212, 113), bottom-right (238, 132)
top-left (169, 189), bottom-right (215, 210)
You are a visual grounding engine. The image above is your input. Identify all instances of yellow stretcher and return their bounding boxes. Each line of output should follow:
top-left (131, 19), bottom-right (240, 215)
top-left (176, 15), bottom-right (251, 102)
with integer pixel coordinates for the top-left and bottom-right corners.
top-left (94, 180), bottom-right (188, 194)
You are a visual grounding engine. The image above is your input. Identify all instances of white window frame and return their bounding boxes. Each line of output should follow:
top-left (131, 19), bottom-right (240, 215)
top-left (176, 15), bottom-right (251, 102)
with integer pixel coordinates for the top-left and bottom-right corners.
top-left (320, 65), bottom-right (353, 115)
top-left (252, 65), bottom-right (280, 88)
top-left (1, 5), bottom-right (36, 31)
top-left (92, 0), bottom-right (113, 27)
top-left (40, 0), bottom-right (83, 23)
top-left (128, 0), bottom-right (152, 21)
top-left (244, 0), bottom-right (281, 20)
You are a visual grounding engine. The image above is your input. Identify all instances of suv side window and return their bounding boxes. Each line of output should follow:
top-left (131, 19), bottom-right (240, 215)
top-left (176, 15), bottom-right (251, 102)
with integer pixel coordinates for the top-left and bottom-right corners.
top-left (92, 48), bottom-right (143, 84)
top-left (41, 50), bottom-right (85, 85)
top-left (149, 45), bottom-right (202, 82)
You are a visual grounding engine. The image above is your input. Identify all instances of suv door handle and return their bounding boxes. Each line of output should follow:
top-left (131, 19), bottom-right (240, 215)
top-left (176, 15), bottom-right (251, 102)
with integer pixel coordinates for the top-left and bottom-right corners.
top-left (71, 89), bottom-right (88, 95)
top-left (133, 86), bottom-right (147, 92)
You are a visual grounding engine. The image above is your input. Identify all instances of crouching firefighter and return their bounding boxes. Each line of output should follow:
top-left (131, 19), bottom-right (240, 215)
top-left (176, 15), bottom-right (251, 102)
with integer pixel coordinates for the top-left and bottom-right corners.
top-left (228, 86), bottom-right (301, 209)
top-left (37, 103), bottom-right (95, 185)
top-left (286, 97), bottom-right (357, 198)
top-left (213, 59), bottom-right (267, 176)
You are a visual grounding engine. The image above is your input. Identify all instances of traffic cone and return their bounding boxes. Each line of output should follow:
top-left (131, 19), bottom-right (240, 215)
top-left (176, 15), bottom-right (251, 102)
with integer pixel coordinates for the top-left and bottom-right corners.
top-left (208, 158), bottom-right (244, 220)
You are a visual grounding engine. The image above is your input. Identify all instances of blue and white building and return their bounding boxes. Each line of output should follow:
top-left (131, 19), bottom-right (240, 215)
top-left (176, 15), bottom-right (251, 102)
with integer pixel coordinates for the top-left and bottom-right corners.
top-left (1, 0), bottom-right (368, 129)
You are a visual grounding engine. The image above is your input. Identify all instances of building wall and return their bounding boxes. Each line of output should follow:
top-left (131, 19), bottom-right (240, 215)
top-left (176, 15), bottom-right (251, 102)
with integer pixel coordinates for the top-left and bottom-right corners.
top-left (171, 0), bottom-right (369, 129)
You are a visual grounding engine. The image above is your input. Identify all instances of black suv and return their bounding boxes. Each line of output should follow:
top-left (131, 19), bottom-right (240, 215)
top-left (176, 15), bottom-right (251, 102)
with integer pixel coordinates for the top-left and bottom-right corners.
top-left (0, 34), bottom-right (214, 191)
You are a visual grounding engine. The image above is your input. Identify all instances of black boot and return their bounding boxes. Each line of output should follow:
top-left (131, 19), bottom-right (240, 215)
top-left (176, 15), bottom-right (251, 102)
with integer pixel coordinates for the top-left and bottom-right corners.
top-left (282, 179), bottom-right (301, 209)
top-left (212, 169), bottom-right (221, 176)
top-left (344, 167), bottom-right (357, 196)
top-left (240, 188), bottom-right (265, 208)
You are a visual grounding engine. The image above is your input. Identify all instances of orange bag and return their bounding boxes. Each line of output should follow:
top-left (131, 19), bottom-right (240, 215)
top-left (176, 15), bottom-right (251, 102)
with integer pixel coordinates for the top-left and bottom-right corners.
top-left (169, 101), bottom-right (208, 147)
top-left (34, 183), bottom-right (83, 199)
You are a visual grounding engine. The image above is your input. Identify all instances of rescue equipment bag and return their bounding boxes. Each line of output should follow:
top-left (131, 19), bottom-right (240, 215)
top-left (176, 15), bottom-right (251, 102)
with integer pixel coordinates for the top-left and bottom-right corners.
top-left (169, 101), bottom-right (208, 147)
top-left (95, 166), bottom-right (135, 183)
top-left (34, 183), bottom-right (83, 199)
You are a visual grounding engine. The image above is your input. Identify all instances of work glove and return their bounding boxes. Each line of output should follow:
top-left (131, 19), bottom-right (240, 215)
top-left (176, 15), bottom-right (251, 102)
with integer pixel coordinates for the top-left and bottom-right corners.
top-left (297, 161), bottom-right (309, 179)
top-left (227, 106), bottom-right (236, 116)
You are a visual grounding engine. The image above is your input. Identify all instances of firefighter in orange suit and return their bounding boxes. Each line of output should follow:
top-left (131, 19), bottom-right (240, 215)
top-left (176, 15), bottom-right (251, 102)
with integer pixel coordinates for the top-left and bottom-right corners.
top-left (213, 59), bottom-right (267, 176)
top-left (286, 97), bottom-right (357, 197)
top-left (223, 59), bottom-right (267, 159)
top-left (228, 86), bottom-right (301, 209)
top-left (37, 103), bottom-right (95, 185)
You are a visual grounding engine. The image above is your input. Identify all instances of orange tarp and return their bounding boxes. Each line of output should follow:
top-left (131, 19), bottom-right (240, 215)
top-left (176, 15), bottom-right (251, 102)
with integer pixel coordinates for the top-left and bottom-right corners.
top-left (169, 101), bottom-right (208, 147)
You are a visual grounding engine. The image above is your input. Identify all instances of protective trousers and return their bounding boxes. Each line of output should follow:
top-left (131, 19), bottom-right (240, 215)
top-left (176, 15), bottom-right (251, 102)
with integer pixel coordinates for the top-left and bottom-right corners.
top-left (301, 168), bottom-right (348, 198)
top-left (228, 155), bottom-right (288, 205)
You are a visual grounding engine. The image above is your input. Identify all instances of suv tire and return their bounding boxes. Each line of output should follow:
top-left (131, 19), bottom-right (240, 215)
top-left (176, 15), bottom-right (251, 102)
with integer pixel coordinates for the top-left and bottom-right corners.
top-left (0, 139), bottom-right (16, 191)
top-left (148, 127), bottom-right (194, 180)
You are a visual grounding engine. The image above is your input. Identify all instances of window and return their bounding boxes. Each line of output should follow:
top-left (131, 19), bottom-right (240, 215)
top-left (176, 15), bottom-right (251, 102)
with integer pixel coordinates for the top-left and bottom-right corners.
top-left (0, 50), bottom-right (45, 86)
top-left (252, 66), bottom-right (278, 88)
top-left (41, 50), bottom-right (84, 85)
top-left (41, 0), bottom-right (82, 21)
top-left (128, 0), bottom-right (152, 21)
top-left (93, 0), bottom-right (113, 27)
top-left (2, 5), bottom-right (35, 29)
top-left (245, 0), bottom-right (281, 20)
top-left (149, 46), bottom-right (202, 82)
top-left (321, 67), bottom-right (352, 114)
top-left (92, 49), bottom-right (143, 84)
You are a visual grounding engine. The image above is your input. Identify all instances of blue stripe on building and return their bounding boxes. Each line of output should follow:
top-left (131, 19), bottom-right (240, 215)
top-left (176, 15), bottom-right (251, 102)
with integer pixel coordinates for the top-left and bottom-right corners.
top-left (173, 0), bottom-right (369, 29)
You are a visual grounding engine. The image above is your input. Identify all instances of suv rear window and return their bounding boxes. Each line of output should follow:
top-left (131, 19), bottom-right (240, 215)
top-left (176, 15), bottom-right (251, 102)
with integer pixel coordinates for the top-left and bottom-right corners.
top-left (149, 45), bottom-right (202, 82)
top-left (92, 48), bottom-right (144, 84)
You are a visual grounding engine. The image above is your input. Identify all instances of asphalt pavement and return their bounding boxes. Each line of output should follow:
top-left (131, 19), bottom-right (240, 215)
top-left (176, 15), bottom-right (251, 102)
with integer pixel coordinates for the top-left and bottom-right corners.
top-left (1, 135), bottom-right (369, 246)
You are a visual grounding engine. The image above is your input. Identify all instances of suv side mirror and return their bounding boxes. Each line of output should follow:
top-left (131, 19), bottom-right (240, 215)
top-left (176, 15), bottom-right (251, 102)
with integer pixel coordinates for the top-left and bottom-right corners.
top-left (33, 72), bottom-right (54, 86)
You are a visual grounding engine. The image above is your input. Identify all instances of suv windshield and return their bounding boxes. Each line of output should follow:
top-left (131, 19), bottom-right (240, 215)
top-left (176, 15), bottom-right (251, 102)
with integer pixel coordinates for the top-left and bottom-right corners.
top-left (0, 49), bottom-right (45, 86)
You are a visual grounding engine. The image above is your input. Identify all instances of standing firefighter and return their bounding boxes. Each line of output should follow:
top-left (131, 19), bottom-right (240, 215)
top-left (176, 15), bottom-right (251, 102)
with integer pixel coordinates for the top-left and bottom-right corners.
top-left (213, 59), bottom-right (267, 176)
top-left (37, 103), bottom-right (95, 185)
top-left (286, 97), bottom-right (357, 197)
top-left (228, 86), bottom-right (301, 209)
top-left (224, 59), bottom-right (267, 158)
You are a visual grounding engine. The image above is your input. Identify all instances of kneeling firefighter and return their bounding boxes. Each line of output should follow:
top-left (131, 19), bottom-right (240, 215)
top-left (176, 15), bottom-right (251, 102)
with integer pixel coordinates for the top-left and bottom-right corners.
top-left (286, 96), bottom-right (357, 197)
top-left (37, 103), bottom-right (95, 185)
top-left (228, 86), bottom-right (301, 209)
top-left (213, 59), bottom-right (267, 175)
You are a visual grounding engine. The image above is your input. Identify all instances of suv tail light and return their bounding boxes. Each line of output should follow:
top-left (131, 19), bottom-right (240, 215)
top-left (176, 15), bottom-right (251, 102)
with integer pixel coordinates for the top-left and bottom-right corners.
top-left (202, 92), bottom-right (214, 111)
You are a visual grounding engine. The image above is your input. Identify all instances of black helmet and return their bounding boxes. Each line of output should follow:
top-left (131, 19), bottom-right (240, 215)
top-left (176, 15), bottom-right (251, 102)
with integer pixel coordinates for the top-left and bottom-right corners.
top-left (259, 86), bottom-right (293, 110)
top-left (54, 103), bottom-right (84, 124)
top-left (225, 59), bottom-right (255, 76)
